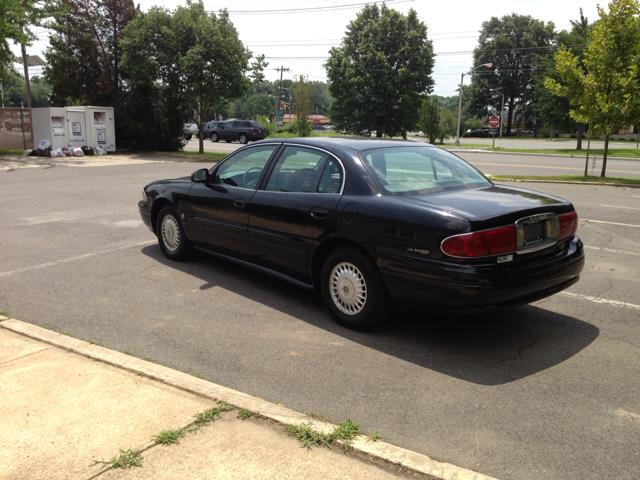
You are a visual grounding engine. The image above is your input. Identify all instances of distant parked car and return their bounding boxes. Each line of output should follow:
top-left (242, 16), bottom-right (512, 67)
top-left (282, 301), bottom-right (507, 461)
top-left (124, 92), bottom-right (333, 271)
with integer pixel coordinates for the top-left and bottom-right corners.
top-left (463, 128), bottom-right (493, 138)
top-left (203, 120), bottom-right (223, 140)
top-left (209, 120), bottom-right (266, 144)
top-left (183, 123), bottom-right (198, 140)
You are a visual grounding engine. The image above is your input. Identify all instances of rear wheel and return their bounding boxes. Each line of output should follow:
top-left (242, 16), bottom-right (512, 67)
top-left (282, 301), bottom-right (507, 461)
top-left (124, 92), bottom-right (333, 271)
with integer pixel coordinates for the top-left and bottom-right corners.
top-left (156, 205), bottom-right (194, 261)
top-left (320, 247), bottom-right (389, 330)
top-left (210, 132), bottom-right (219, 142)
top-left (239, 133), bottom-right (248, 144)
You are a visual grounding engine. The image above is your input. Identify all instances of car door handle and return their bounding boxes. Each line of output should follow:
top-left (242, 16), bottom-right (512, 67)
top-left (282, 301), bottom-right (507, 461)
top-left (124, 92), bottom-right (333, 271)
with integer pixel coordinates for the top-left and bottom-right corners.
top-left (309, 207), bottom-right (329, 219)
top-left (233, 199), bottom-right (247, 209)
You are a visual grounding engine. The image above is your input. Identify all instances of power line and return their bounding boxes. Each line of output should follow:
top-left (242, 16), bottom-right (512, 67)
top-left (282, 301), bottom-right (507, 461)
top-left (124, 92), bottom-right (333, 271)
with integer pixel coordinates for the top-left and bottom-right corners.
top-left (221, 0), bottom-right (413, 15)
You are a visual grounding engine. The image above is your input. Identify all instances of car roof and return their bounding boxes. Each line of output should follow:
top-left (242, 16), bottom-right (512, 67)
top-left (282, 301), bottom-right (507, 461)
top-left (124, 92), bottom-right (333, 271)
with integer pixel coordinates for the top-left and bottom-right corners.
top-left (253, 137), bottom-right (435, 154)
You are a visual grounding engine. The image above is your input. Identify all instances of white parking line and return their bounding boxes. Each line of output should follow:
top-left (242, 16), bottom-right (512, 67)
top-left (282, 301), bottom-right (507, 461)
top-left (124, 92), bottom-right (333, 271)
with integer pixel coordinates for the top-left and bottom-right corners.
top-left (582, 219), bottom-right (640, 228)
top-left (559, 291), bottom-right (640, 312)
top-left (0, 240), bottom-right (155, 279)
top-left (584, 245), bottom-right (640, 257)
top-left (599, 204), bottom-right (640, 211)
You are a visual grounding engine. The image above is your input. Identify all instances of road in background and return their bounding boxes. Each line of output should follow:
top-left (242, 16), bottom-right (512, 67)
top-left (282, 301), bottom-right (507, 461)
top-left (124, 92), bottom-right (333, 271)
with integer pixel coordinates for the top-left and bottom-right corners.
top-left (184, 137), bottom-right (640, 178)
top-left (0, 162), bottom-right (639, 480)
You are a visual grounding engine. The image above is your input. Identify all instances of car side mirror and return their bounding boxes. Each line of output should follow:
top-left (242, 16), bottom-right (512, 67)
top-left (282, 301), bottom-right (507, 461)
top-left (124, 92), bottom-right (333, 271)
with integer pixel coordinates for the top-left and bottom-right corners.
top-left (191, 168), bottom-right (210, 183)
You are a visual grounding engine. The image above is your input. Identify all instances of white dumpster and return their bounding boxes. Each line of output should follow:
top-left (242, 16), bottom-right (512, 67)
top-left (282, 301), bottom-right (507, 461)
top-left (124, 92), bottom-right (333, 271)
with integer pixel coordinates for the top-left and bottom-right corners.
top-left (31, 106), bottom-right (116, 152)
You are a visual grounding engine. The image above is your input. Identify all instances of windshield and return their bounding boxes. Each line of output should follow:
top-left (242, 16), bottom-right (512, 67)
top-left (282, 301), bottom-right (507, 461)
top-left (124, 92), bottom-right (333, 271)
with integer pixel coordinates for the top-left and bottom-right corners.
top-left (361, 146), bottom-right (491, 195)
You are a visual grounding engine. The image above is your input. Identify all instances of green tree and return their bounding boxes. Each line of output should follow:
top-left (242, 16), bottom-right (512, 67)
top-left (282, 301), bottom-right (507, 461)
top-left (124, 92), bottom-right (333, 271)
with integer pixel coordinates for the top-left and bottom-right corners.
top-left (535, 9), bottom-right (591, 147)
top-left (0, 0), bottom-right (26, 67)
top-left (0, 68), bottom-right (51, 106)
top-left (291, 75), bottom-right (312, 137)
top-left (470, 14), bottom-right (556, 135)
top-left (326, 4), bottom-right (434, 137)
top-left (418, 96), bottom-right (441, 144)
top-left (546, 0), bottom-right (640, 176)
top-left (120, 1), bottom-right (251, 152)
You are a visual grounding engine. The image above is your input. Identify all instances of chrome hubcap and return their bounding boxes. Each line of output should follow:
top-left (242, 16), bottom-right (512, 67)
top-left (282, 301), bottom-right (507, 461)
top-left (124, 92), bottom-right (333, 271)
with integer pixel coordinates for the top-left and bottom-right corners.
top-left (161, 215), bottom-right (181, 252)
top-left (330, 262), bottom-right (367, 315)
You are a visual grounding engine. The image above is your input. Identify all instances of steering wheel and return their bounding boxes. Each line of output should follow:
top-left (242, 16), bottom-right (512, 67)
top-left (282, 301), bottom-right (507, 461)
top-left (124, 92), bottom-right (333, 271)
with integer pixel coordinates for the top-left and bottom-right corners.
top-left (242, 166), bottom-right (263, 188)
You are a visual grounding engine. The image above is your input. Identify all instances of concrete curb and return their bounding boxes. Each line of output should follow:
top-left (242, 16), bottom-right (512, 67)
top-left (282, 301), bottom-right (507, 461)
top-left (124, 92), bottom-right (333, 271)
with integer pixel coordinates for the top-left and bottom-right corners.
top-left (446, 148), bottom-right (640, 162)
top-left (0, 317), bottom-right (497, 480)
top-left (489, 178), bottom-right (640, 188)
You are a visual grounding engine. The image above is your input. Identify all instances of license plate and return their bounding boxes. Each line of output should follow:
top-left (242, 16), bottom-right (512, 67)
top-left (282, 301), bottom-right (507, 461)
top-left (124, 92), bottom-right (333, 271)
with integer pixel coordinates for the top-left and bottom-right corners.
top-left (524, 222), bottom-right (545, 244)
top-left (516, 213), bottom-right (560, 254)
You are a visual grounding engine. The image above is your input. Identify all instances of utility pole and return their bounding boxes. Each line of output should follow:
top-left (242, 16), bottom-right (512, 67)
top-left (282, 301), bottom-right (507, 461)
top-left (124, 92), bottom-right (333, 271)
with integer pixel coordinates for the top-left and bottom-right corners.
top-left (273, 66), bottom-right (289, 128)
top-left (499, 91), bottom-right (505, 138)
top-left (454, 72), bottom-right (464, 146)
top-left (21, 43), bottom-right (32, 110)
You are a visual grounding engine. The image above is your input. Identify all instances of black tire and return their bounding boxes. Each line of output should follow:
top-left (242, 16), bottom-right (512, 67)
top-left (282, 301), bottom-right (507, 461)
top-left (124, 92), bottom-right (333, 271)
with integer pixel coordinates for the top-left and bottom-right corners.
top-left (320, 246), bottom-right (389, 330)
top-left (225, 139), bottom-right (231, 143)
top-left (210, 132), bottom-right (219, 142)
top-left (239, 133), bottom-right (248, 144)
top-left (156, 205), bottom-right (194, 261)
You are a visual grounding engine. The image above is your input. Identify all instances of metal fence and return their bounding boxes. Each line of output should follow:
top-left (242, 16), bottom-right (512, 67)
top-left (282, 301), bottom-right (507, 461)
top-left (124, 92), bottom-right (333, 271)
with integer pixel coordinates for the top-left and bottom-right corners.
top-left (0, 108), bottom-right (33, 150)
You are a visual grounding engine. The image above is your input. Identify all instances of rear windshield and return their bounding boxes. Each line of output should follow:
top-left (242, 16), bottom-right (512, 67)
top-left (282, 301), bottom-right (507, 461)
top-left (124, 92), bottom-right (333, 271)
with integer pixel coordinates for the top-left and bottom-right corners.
top-left (361, 146), bottom-right (490, 195)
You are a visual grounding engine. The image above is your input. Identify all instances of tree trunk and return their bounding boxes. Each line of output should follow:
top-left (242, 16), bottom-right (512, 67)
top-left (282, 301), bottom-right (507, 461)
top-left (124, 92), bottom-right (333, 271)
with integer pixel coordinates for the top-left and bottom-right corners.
top-left (576, 124), bottom-right (584, 150)
top-left (600, 133), bottom-right (609, 178)
top-left (506, 97), bottom-right (514, 136)
top-left (376, 130), bottom-right (382, 138)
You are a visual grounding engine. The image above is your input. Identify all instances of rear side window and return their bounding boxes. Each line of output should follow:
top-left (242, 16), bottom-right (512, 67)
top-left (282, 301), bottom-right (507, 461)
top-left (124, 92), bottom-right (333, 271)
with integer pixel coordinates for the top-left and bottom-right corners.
top-left (362, 146), bottom-right (489, 195)
top-left (241, 121), bottom-right (251, 127)
top-left (250, 121), bottom-right (263, 128)
top-left (317, 159), bottom-right (343, 193)
top-left (266, 146), bottom-right (338, 193)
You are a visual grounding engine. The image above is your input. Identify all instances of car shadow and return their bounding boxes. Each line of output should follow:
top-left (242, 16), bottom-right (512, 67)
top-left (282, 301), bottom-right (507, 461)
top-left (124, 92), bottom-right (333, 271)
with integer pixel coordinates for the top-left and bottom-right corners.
top-left (141, 245), bottom-right (599, 386)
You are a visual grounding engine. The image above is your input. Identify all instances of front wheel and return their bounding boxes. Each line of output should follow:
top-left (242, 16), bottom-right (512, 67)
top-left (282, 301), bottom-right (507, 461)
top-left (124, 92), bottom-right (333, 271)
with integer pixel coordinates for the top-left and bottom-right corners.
top-left (320, 247), bottom-right (389, 330)
top-left (239, 133), bottom-right (248, 144)
top-left (156, 205), bottom-right (194, 261)
top-left (210, 132), bottom-right (219, 142)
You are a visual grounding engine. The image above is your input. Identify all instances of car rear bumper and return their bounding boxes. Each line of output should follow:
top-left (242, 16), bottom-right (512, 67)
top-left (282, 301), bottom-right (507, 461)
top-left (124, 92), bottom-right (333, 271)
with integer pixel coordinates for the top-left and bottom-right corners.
top-left (380, 237), bottom-right (585, 311)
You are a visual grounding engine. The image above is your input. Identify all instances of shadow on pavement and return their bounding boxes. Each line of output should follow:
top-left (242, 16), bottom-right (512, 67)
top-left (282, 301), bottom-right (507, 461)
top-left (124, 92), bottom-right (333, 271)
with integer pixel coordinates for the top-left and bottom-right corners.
top-left (142, 245), bottom-right (599, 387)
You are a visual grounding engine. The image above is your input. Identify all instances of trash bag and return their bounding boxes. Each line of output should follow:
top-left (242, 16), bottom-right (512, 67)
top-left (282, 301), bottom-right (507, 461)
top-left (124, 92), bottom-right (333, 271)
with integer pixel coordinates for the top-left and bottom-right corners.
top-left (52, 148), bottom-right (65, 157)
top-left (61, 146), bottom-right (72, 157)
top-left (72, 147), bottom-right (84, 156)
top-left (37, 139), bottom-right (51, 150)
top-left (94, 146), bottom-right (107, 155)
top-left (81, 145), bottom-right (94, 156)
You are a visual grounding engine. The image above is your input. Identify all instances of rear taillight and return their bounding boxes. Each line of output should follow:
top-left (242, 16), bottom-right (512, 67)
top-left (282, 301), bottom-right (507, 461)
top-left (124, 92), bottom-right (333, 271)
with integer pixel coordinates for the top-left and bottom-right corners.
top-left (558, 211), bottom-right (578, 239)
top-left (441, 225), bottom-right (517, 258)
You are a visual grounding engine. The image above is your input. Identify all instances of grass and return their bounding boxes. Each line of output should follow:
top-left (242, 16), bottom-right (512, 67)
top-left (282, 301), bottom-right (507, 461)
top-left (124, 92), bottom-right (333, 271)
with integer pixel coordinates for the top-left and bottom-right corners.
top-left (0, 310), bottom-right (9, 318)
top-left (0, 147), bottom-right (23, 156)
top-left (93, 449), bottom-right (143, 469)
top-left (193, 401), bottom-right (233, 426)
top-left (367, 431), bottom-right (382, 442)
top-left (153, 429), bottom-right (185, 445)
top-left (237, 409), bottom-right (257, 420)
top-left (490, 174), bottom-right (640, 185)
top-left (286, 419), bottom-right (361, 449)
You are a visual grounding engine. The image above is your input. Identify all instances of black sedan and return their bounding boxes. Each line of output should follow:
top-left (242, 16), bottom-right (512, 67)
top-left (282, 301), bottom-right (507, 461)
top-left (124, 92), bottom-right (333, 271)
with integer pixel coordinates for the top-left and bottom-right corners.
top-left (139, 138), bottom-right (584, 330)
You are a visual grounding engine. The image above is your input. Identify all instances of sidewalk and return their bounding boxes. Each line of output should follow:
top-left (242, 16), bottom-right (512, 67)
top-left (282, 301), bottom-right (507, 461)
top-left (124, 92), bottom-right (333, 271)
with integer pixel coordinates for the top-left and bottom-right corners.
top-left (0, 326), bottom-right (408, 480)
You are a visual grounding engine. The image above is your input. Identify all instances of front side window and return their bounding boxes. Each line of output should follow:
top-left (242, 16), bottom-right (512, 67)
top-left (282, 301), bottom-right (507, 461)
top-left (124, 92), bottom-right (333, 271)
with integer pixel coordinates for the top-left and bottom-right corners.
top-left (214, 145), bottom-right (277, 189)
top-left (266, 146), bottom-right (330, 193)
top-left (362, 146), bottom-right (490, 195)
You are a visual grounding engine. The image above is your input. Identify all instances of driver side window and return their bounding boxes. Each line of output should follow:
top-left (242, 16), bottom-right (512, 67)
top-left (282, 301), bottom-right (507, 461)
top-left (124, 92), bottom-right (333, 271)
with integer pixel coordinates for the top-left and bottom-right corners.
top-left (215, 145), bottom-right (276, 189)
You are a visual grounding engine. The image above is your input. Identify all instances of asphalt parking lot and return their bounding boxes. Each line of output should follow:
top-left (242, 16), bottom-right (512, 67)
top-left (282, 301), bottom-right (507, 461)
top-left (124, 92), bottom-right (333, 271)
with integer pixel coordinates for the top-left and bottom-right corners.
top-left (0, 161), bottom-right (638, 480)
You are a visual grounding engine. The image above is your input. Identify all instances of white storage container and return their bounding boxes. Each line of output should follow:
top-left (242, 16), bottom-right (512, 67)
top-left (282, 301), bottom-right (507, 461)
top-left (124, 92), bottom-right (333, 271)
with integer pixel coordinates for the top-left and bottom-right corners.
top-left (31, 107), bottom-right (68, 151)
top-left (31, 106), bottom-right (116, 152)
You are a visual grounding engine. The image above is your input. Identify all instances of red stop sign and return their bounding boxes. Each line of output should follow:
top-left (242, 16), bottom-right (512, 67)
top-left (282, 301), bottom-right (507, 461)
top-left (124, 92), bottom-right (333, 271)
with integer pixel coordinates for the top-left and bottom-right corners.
top-left (488, 115), bottom-right (500, 128)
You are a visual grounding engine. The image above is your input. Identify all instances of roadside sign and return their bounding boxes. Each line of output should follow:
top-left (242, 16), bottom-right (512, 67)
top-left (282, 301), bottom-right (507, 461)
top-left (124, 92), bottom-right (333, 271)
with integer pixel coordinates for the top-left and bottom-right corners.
top-left (488, 115), bottom-right (500, 129)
